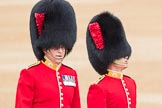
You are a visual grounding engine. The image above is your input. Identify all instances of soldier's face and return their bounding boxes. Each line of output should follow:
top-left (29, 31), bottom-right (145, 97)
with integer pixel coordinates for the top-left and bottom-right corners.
top-left (44, 47), bottom-right (66, 65)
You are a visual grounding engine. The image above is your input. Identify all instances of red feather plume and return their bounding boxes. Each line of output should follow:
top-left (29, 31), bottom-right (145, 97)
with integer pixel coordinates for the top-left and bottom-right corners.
top-left (35, 13), bottom-right (45, 36)
top-left (89, 22), bottom-right (104, 49)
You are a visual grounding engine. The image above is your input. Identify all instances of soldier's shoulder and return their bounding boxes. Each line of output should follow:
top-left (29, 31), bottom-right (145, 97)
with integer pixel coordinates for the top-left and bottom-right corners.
top-left (62, 64), bottom-right (75, 71)
top-left (27, 61), bottom-right (41, 69)
top-left (124, 74), bottom-right (134, 80)
top-left (94, 75), bottom-right (106, 84)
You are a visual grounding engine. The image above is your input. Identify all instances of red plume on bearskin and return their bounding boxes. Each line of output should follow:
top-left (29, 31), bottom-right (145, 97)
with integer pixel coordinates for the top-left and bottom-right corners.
top-left (89, 22), bottom-right (104, 50)
top-left (35, 13), bottom-right (45, 36)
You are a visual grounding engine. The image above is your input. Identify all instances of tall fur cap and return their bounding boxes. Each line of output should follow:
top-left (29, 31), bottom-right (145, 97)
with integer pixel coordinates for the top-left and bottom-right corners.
top-left (30, 0), bottom-right (77, 60)
top-left (86, 12), bottom-right (132, 75)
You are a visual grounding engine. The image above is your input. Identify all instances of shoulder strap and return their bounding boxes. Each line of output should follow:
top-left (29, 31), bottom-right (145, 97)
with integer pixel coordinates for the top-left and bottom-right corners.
top-left (95, 75), bottom-right (106, 84)
top-left (28, 61), bottom-right (40, 69)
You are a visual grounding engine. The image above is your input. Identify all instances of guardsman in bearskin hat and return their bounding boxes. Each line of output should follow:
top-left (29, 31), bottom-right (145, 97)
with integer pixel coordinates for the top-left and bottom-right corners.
top-left (86, 12), bottom-right (136, 108)
top-left (15, 0), bottom-right (81, 108)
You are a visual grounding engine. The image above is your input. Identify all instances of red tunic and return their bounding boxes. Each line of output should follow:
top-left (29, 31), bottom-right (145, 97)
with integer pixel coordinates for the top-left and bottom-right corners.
top-left (87, 70), bottom-right (136, 108)
top-left (15, 60), bottom-right (81, 108)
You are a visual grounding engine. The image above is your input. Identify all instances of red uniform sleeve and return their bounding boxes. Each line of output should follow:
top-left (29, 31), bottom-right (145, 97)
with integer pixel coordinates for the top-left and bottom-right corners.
top-left (87, 84), bottom-right (106, 108)
top-left (15, 69), bottom-right (34, 108)
top-left (71, 73), bottom-right (81, 108)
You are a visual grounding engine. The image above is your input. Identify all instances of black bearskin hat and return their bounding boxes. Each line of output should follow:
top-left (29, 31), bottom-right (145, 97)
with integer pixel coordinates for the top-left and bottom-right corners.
top-left (30, 0), bottom-right (76, 60)
top-left (86, 12), bottom-right (132, 75)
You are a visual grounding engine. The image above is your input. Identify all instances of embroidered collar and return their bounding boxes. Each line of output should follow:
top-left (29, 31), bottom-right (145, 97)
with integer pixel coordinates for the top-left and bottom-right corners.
top-left (42, 56), bottom-right (61, 71)
top-left (107, 69), bottom-right (123, 79)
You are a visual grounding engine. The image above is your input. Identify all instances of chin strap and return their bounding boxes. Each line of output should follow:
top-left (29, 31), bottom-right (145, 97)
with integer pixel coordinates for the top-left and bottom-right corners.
top-left (113, 60), bottom-right (128, 67)
top-left (46, 49), bottom-right (57, 59)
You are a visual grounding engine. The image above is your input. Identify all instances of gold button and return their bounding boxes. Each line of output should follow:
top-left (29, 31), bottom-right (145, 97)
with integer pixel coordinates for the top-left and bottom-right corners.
top-left (121, 79), bottom-right (125, 83)
top-left (128, 97), bottom-right (131, 101)
top-left (60, 86), bottom-right (63, 89)
top-left (59, 82), bottom-right (62, 86)
top-left (57, 76), bottom-right (61, 79)
top-left (123, 83), bottom-right (126, 86)
top-left (126, 92), bottom-right (130, 95)
top-left (61, 104), bottom-right (64, 107)
top-left (128, 101), bottom-right (131, 104)
top-left (61, 93), bottom-right (63, 96)
top-left (57, 72), bottom-right (60, 75)
top-left (125, 88), bottom-right (128, 91)
top-left (61, 97), bottom-right (63, 100)
top-left (112, 73), bottom-right (117, 77)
